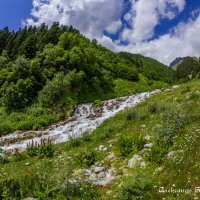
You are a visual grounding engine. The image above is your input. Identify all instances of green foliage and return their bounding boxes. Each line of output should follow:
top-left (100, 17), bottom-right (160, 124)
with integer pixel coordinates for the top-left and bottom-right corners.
top-left (26, 138), bottom-right (55, 158)
top-left (176, 57), bottom-right (200, 80)
top-left (117, 134), bottom-right (146, 157)
top-left (2, 78), bottom-right (34, 110)
top-left (0, 175), bottom-right (102, 200)
top-left (75, 148), bottom-right (99, 167)
top-left (115, 172), bottom-right (155, 200)
top-left (126, 111), bottom-right (137, 121)
top-left (0, 23), bottom-right (173, 133)
top-left (148, 103), bottom-right (158, 114)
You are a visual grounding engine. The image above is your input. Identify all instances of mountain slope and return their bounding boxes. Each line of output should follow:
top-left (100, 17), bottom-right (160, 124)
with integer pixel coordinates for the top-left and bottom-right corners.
top-left (0, 24), bottom-right (173, 135)
top-left (1, 80), bottom-right (200, 199)
top-left (118, 52), bottom-right (174, 83)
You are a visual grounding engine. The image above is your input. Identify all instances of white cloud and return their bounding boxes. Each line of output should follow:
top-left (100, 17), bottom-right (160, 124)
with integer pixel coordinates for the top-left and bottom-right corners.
top-left (117, 13), bottom-right (200, 65)
top-left (121, 0), bottom-right (185, 42)
top-left (25, 0), bottom-right (200, 65)
top-left (26, 0), bottom-right (123, 39)
top-left (105, 20), bottom-right (122, 35)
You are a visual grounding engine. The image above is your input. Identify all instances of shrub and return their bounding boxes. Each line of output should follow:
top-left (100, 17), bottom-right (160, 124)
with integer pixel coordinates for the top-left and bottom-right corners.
top-left (144, 142), bottom-right (168, 164)
top-left (118, 134), bottom-right (135, 157)
top-left (115, 172), bottom-right (154, 200)
top-left (149, 103), bottom-right (158, 114)
top-left (76, 148), bottom-right (99, 167)
top-left (126, 111), bottom-right (137, 121)
top-left (68, 137), bottom-right (82, 148)
top-left (26, 138), bottom-right (54, 158)
top-left (118, 134), bottom-right (145, 157)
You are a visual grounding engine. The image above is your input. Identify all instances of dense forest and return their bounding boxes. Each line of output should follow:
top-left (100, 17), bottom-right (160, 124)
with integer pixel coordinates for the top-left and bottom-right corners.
top-left (0, 23), bottom-right (174, 133)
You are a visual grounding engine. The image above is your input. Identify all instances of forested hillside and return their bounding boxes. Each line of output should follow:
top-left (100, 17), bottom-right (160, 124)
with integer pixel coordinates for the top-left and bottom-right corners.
top-left (0, 23), bottom-right (174, 134)
top-left (175, 57), bottom-right (200, 80)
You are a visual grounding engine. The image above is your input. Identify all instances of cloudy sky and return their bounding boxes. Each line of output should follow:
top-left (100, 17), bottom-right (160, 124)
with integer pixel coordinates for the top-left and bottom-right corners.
top-left (0, 0), bottom-right (200, 65)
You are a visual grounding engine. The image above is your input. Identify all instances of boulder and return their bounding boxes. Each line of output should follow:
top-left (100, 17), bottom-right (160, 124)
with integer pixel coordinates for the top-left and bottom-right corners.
top-left (98, 171), bottom-right (106, 178)
top-left (128, 154), bottom-right (145, 168)
top-left (94, 167), bottom-right (104, 173)
top-left (105, 152), bottom-right (115, 161)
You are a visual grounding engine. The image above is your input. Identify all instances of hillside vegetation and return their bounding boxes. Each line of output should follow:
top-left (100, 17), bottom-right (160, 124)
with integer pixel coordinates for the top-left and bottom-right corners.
top-left (0, 80), bottom-right (200, 199)
top-left (0, 23), bottom-right (174, 135)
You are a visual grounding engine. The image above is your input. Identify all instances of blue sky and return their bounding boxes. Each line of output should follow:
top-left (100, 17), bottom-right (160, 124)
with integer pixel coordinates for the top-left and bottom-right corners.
top-left (0, 0), bottom-right (200, 65)
top-left (0, 0), bottom-right (32, 30)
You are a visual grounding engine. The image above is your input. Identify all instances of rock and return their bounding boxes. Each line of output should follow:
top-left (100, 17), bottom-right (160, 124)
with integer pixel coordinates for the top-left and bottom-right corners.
top-left (25, 163), bottom-right (31, 166)
top-left (89, 173), bottom-right (97, 179)
top-left (98, 145), bottom-right (105, 151)
top-left (105, 153), bottom-right (115, 161)
top-left (94, 161), bottom-right (101, 166)
top-left (98, 172), bottom-right (106, 178)
top-left (107, 167), bottom-right (116, 175)
top-left (153, 167), bottom-right (164, 174)
top-left (106, 173), bottom-right (112, 178)
top-left (128, 158), bottom-right (138, 168)
top-left (68, 179), bottom-right (78, 184)
top-left (144, 143), bottom-right (153, 148)
top-left (128, 154), bottom-right (144, 168)
top-left (94, 167), bottom-right (104, 173)
top-left (23, 198), bottom-right (36, 200)
top-left (141, 125), bottom-right (146, 128)
top-left (172, 85), bottom-right (179, 89)
top-left (103, 147), bottom-right (108, 152)
top-left (84, 169), bottom-right (92, 176)
top-left (92, 177), bottom-right (115, 187)
top-left (166, 151), bottom-right (177, 157)
top-left (144, 135), bottom-right (151, 141)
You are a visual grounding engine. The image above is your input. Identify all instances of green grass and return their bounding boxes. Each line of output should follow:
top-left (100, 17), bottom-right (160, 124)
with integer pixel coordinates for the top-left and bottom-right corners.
top-left (1, 80), bottom-right (200, 199)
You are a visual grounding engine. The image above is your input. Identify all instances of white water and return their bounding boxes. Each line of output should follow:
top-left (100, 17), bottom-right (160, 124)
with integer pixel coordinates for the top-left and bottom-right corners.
top-left (0, 90), bottom-right (160, 152)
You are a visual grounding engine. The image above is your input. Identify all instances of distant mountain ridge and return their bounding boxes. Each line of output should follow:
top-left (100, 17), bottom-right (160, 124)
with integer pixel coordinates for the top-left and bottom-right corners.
top-left (169, 57), bottom-right (184, 70)
top-left (170, 56), bottom-right (198, 71)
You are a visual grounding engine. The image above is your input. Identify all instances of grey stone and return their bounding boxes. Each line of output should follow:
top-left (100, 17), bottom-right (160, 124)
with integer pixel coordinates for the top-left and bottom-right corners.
top-left (98, 145), bottom-right (105, 151)
top-left (103, 147), bottom-right (108, 152)
top-left (98, 171), bottom-right (106, 178)
top-left (84, 169), bottom-right (92, 176)
top-left (166, 151), bottom-right (177, 157)
top-left (92, 177), bottom-right (115, 187)
top-left (94, 167), bottom-right (104, 173)
top-left (144, 135), bottom-right (151, 141)
top-left (144, 143), bottom-right (153, 148)
top-left (105, 153), bottom-right (115, 161)
top-left (128, 154), bottom-right (144, 168)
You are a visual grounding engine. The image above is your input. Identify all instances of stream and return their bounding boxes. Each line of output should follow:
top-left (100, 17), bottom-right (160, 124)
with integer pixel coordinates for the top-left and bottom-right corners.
top-left (0, 90), bottom-right (160, 153)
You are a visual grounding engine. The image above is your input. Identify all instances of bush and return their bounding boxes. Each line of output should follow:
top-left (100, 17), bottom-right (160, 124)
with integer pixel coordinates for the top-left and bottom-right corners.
top-left (115, 172), bottom-right (154, 200)
top-left (76, 148), bottom-right (99, 167)
top-left (118, 134), bottom-right (145, 157)
top-left (144, 142), bottom-right (168, 164)
top-left (26, 138), bottom-right (54, 158)
top-left (149, 103), bottom-right (158, 114)
top-left (126, 111), bottom-right (137, 121)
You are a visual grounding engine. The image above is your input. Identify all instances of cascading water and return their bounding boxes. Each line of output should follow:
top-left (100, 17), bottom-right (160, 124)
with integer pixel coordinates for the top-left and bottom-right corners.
top-left (0, 90), bottom-right (160, 152)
